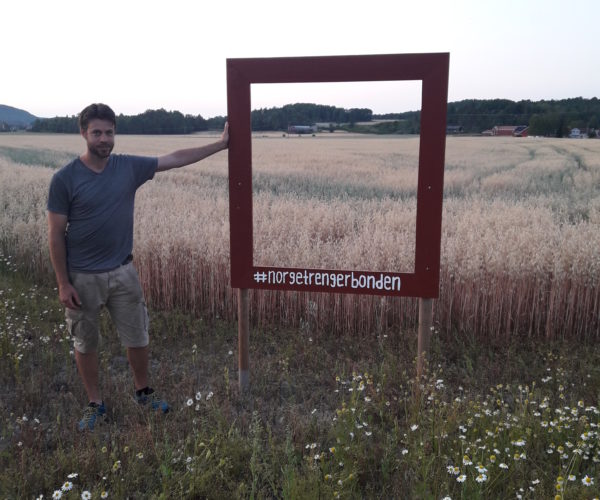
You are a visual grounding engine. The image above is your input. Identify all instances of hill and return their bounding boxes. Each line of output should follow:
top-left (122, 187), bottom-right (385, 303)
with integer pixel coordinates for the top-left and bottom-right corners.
top-left (0, 104), bottom-right (38, 129)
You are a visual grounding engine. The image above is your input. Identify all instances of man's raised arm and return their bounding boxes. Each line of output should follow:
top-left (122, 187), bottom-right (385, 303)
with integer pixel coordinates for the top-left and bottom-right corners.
top-left (156, 122), bottom-right (229, 172)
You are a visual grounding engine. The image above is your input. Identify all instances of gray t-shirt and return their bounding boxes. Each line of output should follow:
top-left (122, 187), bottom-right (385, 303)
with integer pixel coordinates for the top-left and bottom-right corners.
top-left (47, 154), bottom-right (157, 273)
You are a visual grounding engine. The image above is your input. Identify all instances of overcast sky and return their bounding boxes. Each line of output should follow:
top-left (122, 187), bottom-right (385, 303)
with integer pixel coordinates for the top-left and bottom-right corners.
top-left (3, 0), bottom-right (598, 118)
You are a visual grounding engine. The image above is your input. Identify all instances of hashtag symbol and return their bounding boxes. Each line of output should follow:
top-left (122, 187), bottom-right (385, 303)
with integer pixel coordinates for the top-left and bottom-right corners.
top-left (253, 271), bottom-right (267, 283)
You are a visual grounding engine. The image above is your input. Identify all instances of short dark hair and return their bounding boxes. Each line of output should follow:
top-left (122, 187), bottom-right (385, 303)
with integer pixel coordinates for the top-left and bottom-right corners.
top-left (78, 103), bottom-right (116, 131)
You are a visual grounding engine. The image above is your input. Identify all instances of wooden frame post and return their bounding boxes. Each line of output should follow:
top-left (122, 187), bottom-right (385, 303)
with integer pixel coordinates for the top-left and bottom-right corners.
top-left (227, 53), bottom-right (448, 390)
top-left (417, 298), bottom-right (433, 379)
top-left (238, 288), bottom-right (250, 392)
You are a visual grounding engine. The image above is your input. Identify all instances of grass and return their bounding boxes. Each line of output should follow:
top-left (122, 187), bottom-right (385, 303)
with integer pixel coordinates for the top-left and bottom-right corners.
top-left (2, 259), bottom-right (600, 499)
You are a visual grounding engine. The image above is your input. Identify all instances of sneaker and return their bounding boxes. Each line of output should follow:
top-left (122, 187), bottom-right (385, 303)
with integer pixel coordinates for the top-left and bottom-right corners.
top-left (135, 387), bottom-right (170, 413)
top-left (78, 401), bottom-right (107, 431)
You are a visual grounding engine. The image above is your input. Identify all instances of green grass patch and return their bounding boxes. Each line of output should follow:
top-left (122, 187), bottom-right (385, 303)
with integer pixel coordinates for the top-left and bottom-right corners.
top-left (0, 146), bottom-right (77, 169)
top-left (1, 264), bottom-right (600, 499)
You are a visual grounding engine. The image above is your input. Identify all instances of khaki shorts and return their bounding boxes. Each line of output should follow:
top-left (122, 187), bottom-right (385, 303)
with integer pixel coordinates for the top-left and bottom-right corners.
top-left (66, 262), bottom-right (149, 353)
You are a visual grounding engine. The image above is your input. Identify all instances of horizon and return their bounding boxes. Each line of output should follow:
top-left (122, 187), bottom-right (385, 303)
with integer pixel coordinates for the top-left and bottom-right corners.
top-left (3, 94), bottom-right (599, 122)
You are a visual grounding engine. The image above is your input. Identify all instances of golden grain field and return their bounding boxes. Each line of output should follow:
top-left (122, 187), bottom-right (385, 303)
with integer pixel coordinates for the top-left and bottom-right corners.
top-left (1, 132), bottom-right (599, 339)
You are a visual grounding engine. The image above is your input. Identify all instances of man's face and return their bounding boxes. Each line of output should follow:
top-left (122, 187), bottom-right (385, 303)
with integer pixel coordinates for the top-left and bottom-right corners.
top-left (81, 118), bottom-right (115, 159)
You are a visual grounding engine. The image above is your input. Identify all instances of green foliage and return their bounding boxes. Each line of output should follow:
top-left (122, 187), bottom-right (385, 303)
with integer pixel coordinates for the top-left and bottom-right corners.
top-left (25, 98), bottom-right (600, 136)
top-left (376, 97), bottom-right (600, 135)
top-left (251, 103), bottom-right (372, 131)
top-left (30, 109), bottom-right (211, 135)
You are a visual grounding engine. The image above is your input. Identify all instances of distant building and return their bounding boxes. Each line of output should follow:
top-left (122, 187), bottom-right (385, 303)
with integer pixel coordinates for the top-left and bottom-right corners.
top-left (569, 128), bottom-right (584, 138)
top-left (446, 125), bottom-right (464, 134)
top-left (512, 125), bottom-right (529, 137)
top-left (287, 125), bottom-right (318, 135)
top-left (487, 125), bottom-right (529, 137)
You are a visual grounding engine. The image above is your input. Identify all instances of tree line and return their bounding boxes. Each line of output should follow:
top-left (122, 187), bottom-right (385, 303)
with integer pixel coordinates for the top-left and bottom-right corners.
top-left (28, 98), bottom-right (600, 136)
top-left (252, 103), bottom-right (372, 131)
top-left (376, 97), bottom-right (600, 136)
top-left (30, 109), bottom-right (226, 134)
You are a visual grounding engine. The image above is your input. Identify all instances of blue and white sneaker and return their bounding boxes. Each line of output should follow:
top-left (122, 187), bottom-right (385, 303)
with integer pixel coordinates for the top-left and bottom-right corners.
top-left (135, 388), bottom-right (170, 413)
top-left (78, 401), bottom-right (107, 431)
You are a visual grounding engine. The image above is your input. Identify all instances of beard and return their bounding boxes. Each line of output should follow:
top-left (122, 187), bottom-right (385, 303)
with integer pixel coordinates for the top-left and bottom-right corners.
top-left (88, 142), bottom-right (114, 159)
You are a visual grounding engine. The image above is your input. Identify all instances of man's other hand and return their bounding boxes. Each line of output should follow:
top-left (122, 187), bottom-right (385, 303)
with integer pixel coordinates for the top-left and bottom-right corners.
top-left (59, 283), bottom-right (82, 310)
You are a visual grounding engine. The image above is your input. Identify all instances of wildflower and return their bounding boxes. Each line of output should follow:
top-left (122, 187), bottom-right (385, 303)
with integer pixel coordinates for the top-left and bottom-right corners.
top-left (568, 475), bottom-right (576, 481)
top-left (447, 465), bottom-right (460, 475)
top-left (81, 492), bottom-right (92, 500)
top-left (365, 431), bottom-right (372, 437)
top-left (137, 452), bottom-right (144, 459)
top-left (101, 492), bottom-right (109, 499)
top-left (123, 446), bottom-right (129, 453)
top-left (489, 454), bottom-right (496, 463)
top-left (206, 392), bottom-right (214, 400)
top-left (499, 463), bottom-right (508, 469)
top-left (475, 465), bottom-right (487, 474)
top-left (475, 473), bottom-right (487, 483)
top-left (101, 446), bottom-right (108, 453)
top-left (410, 424), bottom-right (419, 431)
top-left (401, 449), bottom-right (408, 455)
top-left (112, 460), bottom-right (121, 472)
top-left (195, 392), bottom-right (202, 400)
top-left (62, 482), bottom-right (73, 492)
top-left (186, 398), bottom-right (193, 406)
top-left (67, 473), bottom-right (78, 479)
top-left (457, 474), bottom-right (466, 483)
top-left (53, 492), bottom-right (63, 500)
top-left (462, 455), bottom-right (472, 466)
top-left (512, 439), bottom-right (526, 447)
top-left (582, 475), bottom-right (594, 486)
top-left (324, 474), bottom-right (331, 480)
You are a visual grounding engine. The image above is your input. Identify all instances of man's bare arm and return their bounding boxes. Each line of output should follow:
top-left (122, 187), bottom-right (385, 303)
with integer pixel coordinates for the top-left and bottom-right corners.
top-left (48, 211), bottom-right (81, 309)
top-left (156, 122), bottom-right (229, 172)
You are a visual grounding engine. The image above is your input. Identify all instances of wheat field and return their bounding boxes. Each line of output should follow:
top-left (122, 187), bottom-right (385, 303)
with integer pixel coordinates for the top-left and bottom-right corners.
top-left (1, 132), bottom-right (599, 339)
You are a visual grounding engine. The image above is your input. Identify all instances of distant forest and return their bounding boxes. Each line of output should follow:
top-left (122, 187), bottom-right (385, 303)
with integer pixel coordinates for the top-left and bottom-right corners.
top-left (28, 98), bottom-right (600, 137)
top-left (30, 109), bottom-right (227, 134)
top-left (376, 97), bottom-right (600, 136)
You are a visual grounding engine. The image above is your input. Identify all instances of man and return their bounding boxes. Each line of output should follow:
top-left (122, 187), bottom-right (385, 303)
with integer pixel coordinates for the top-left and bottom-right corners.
top-left (47, 103), bottom-right (228, 431)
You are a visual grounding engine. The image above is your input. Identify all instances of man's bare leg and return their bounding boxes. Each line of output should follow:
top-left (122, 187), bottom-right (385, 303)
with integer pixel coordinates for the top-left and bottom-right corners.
top-left (127, 345), bottom-right (149, 391)
top-left (75, 350), bottom-right (102, 404)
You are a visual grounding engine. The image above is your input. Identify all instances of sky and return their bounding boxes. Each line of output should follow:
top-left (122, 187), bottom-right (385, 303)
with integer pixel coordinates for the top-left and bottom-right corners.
top-left (3, 0), bottom-right (599, 118)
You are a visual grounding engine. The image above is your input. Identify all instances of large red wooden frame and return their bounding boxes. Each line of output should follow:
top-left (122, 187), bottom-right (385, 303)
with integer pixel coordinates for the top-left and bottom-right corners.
top-left (227, 53), bottom-right (449, 298)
